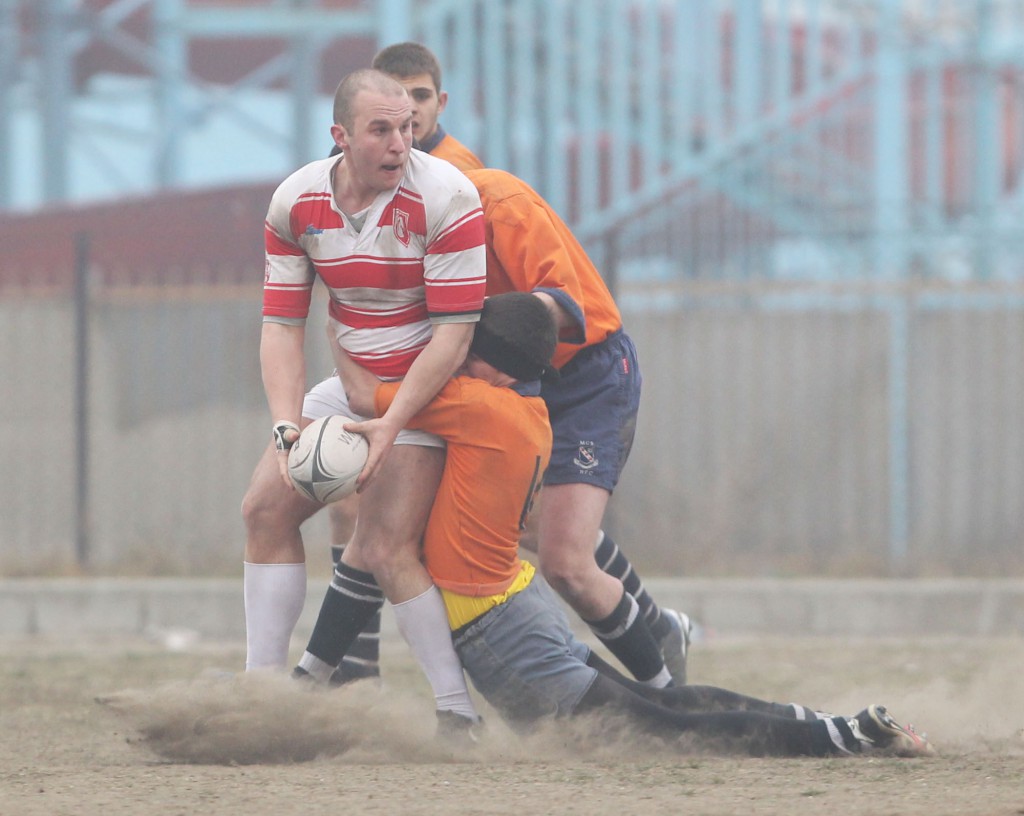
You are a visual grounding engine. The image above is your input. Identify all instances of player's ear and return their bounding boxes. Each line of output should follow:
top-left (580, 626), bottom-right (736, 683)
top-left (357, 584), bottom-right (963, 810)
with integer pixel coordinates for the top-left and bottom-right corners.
top-left (330, 123), bottom-right (349, 150)
top-left (436, 90), bottom-right (448, 114)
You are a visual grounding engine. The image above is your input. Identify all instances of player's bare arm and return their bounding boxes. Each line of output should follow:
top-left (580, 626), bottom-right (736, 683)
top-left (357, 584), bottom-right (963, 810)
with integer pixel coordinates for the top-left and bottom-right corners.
top-left (351, 321), bottom-right (473, 489)
top-left (260, 321), bottom-right (308, 487)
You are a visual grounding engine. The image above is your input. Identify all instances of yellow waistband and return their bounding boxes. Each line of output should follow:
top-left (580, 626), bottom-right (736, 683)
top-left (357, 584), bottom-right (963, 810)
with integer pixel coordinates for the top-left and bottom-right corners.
top-left (439, 561), bottom-right (535, 630)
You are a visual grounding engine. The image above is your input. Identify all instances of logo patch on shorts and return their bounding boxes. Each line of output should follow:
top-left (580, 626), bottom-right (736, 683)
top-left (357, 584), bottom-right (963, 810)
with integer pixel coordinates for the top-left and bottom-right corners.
top-left (574, 442), bottom-right (598, 471)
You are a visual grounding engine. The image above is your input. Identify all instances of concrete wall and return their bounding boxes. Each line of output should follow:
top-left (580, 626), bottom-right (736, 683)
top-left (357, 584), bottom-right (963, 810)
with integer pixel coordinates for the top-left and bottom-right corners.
top-left (3, 284), bottom-right (1022, 578)
top-left (612, 295), bottom-right (1024, 577)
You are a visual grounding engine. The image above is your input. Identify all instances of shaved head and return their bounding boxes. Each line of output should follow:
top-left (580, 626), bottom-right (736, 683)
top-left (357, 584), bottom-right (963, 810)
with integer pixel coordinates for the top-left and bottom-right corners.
top-left (332, 69), bottom-right (408, 130)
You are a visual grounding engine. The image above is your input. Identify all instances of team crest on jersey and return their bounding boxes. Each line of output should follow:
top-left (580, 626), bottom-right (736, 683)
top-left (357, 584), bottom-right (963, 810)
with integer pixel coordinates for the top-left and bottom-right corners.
top-left (574, 442), bottom-right (598, 471)
top-left (393, 209), bottom-right (410, 246)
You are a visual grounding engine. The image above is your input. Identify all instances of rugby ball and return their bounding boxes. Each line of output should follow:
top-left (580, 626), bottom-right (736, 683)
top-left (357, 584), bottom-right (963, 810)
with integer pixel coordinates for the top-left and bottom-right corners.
top-left (287, 415), bottom-right (369, 503)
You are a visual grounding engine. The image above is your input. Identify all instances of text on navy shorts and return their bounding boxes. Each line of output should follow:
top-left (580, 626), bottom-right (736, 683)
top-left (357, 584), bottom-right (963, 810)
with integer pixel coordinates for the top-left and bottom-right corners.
top-left (540, 329), bottom-right (642, 491)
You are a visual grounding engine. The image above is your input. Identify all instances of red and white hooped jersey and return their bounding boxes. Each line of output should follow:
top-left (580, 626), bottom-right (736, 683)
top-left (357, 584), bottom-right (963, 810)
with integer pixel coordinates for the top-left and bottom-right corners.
top-left (263, 150), bottom-right (486, 378)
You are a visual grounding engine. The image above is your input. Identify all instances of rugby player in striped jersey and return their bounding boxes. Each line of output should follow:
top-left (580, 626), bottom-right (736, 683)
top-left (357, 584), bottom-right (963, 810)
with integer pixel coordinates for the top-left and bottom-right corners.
top-left (242, 68), bottom-right (485, 727)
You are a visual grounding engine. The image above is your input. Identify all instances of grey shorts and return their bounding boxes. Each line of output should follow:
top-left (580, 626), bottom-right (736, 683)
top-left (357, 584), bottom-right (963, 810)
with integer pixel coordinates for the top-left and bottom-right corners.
top-left (452, 576), bottom-right (597, 730)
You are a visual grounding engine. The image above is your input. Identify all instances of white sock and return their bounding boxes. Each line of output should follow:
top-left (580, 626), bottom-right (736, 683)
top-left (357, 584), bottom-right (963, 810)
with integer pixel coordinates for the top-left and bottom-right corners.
top-left (244, 562), bottom-right (306, 671)
top-left (392, 586), bottom-right (479, 721)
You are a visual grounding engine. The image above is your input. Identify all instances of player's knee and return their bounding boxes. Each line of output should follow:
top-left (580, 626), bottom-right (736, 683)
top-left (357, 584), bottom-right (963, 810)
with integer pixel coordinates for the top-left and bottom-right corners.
top-left (240, 484), bottom-right (268, 533)
top-left (348, 533), bottom-right (419, 578)
top-left (242, 477), bottom-right (282, 527)
top-left (241, 478), bottom-right (308, 538)
top-left (536, 549), bottom-right (592, 598)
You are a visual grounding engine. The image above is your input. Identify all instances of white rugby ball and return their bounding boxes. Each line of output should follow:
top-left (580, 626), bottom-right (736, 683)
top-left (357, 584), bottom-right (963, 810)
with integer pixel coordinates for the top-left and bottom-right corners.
top-left (287, 415), bottom-right (369, 503)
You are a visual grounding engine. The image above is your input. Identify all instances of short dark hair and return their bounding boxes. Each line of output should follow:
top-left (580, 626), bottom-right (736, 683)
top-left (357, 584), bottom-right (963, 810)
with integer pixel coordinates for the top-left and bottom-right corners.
top-left (332, 68), bottom-right (407, 128)
top-left (372, 42), bottom-right (443, 92)
top-left (470, 293), bottom-right (559, 383)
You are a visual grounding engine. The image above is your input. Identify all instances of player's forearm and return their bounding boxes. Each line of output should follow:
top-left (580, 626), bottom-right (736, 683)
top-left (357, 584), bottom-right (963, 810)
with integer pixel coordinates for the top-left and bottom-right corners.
top-left (260, 321), bottom-right (307, 423)
top-left (378, 322), bottom-right (473, 429)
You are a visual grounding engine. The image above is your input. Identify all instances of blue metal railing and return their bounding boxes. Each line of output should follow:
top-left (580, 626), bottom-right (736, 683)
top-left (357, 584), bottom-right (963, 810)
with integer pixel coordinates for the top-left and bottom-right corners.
top-left (4, 0), bottom-right (1023, 280)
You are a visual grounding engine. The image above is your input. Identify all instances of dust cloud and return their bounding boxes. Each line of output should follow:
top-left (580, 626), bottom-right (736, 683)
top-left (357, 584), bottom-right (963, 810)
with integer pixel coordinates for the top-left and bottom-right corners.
top-left (99, 672), bottom-right (460, 765)
top-left (97, 672), bottom-right (684, 766)
top-left (95, 637), bottom-right (1024, 765)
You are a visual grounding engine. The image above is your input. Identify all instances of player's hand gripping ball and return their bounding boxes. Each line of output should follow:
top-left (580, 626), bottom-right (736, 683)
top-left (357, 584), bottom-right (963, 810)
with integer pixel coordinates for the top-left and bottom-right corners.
top-left (287, 415), bottom-right (369, 503)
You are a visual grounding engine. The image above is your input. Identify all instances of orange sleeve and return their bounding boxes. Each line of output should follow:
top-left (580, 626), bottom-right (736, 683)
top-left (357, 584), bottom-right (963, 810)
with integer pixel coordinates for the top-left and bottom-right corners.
top-left (474, 171), bottom-right (622, 367)
top-left (375, 378), bottom-right (480, 442)
top-left (431, 135), bottom-right (485, 172)
top-left (485, 191), bottom-right (589, 310)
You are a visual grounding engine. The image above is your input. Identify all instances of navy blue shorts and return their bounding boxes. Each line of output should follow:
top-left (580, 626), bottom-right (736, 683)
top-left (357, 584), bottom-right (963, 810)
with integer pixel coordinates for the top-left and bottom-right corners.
top-left (540, 329), bottom-right (642, 492)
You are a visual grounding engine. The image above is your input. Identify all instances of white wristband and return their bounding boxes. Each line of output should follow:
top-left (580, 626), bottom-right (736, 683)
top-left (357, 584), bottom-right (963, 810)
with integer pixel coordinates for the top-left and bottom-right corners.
top-left (272, 420), bottom-right (300, 452)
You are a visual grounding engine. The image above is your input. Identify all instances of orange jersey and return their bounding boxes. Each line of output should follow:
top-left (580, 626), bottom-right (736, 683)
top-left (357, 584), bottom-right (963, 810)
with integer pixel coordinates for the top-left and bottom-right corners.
top-left (465, 168), bottom-right (622, 370)
top-left (375, 377), bottom-right (551, 596)
top-left (429, 132), bottom-right (485, 172)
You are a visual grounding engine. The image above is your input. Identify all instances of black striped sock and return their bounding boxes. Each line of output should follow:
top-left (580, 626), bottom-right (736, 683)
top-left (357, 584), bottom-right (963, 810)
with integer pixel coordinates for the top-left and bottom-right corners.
top-left (594, 531), bottom-right (670, 641)
top-left (786, 703), bottom-right (826, 721)
top-left (586, 590), bottom-right (665, 683)
top-left (824, 716), bottom-right (860, 755)
top-left (305, 561), bottom-right (383, 668)
top-left (331, 614), bottom-right (382, 683)
top-left (331, 546), bottom-right (381, 679)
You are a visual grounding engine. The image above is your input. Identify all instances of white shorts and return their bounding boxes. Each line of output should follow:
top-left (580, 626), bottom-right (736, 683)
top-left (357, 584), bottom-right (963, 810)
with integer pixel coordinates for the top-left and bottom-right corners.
top-left (302, 375), bottom-right (445, 449)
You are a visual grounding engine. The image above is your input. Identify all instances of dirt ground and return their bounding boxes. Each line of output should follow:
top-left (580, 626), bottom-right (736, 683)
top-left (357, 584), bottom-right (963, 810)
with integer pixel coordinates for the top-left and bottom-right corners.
top-left (1, 633), bottom-right (1022, 816)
